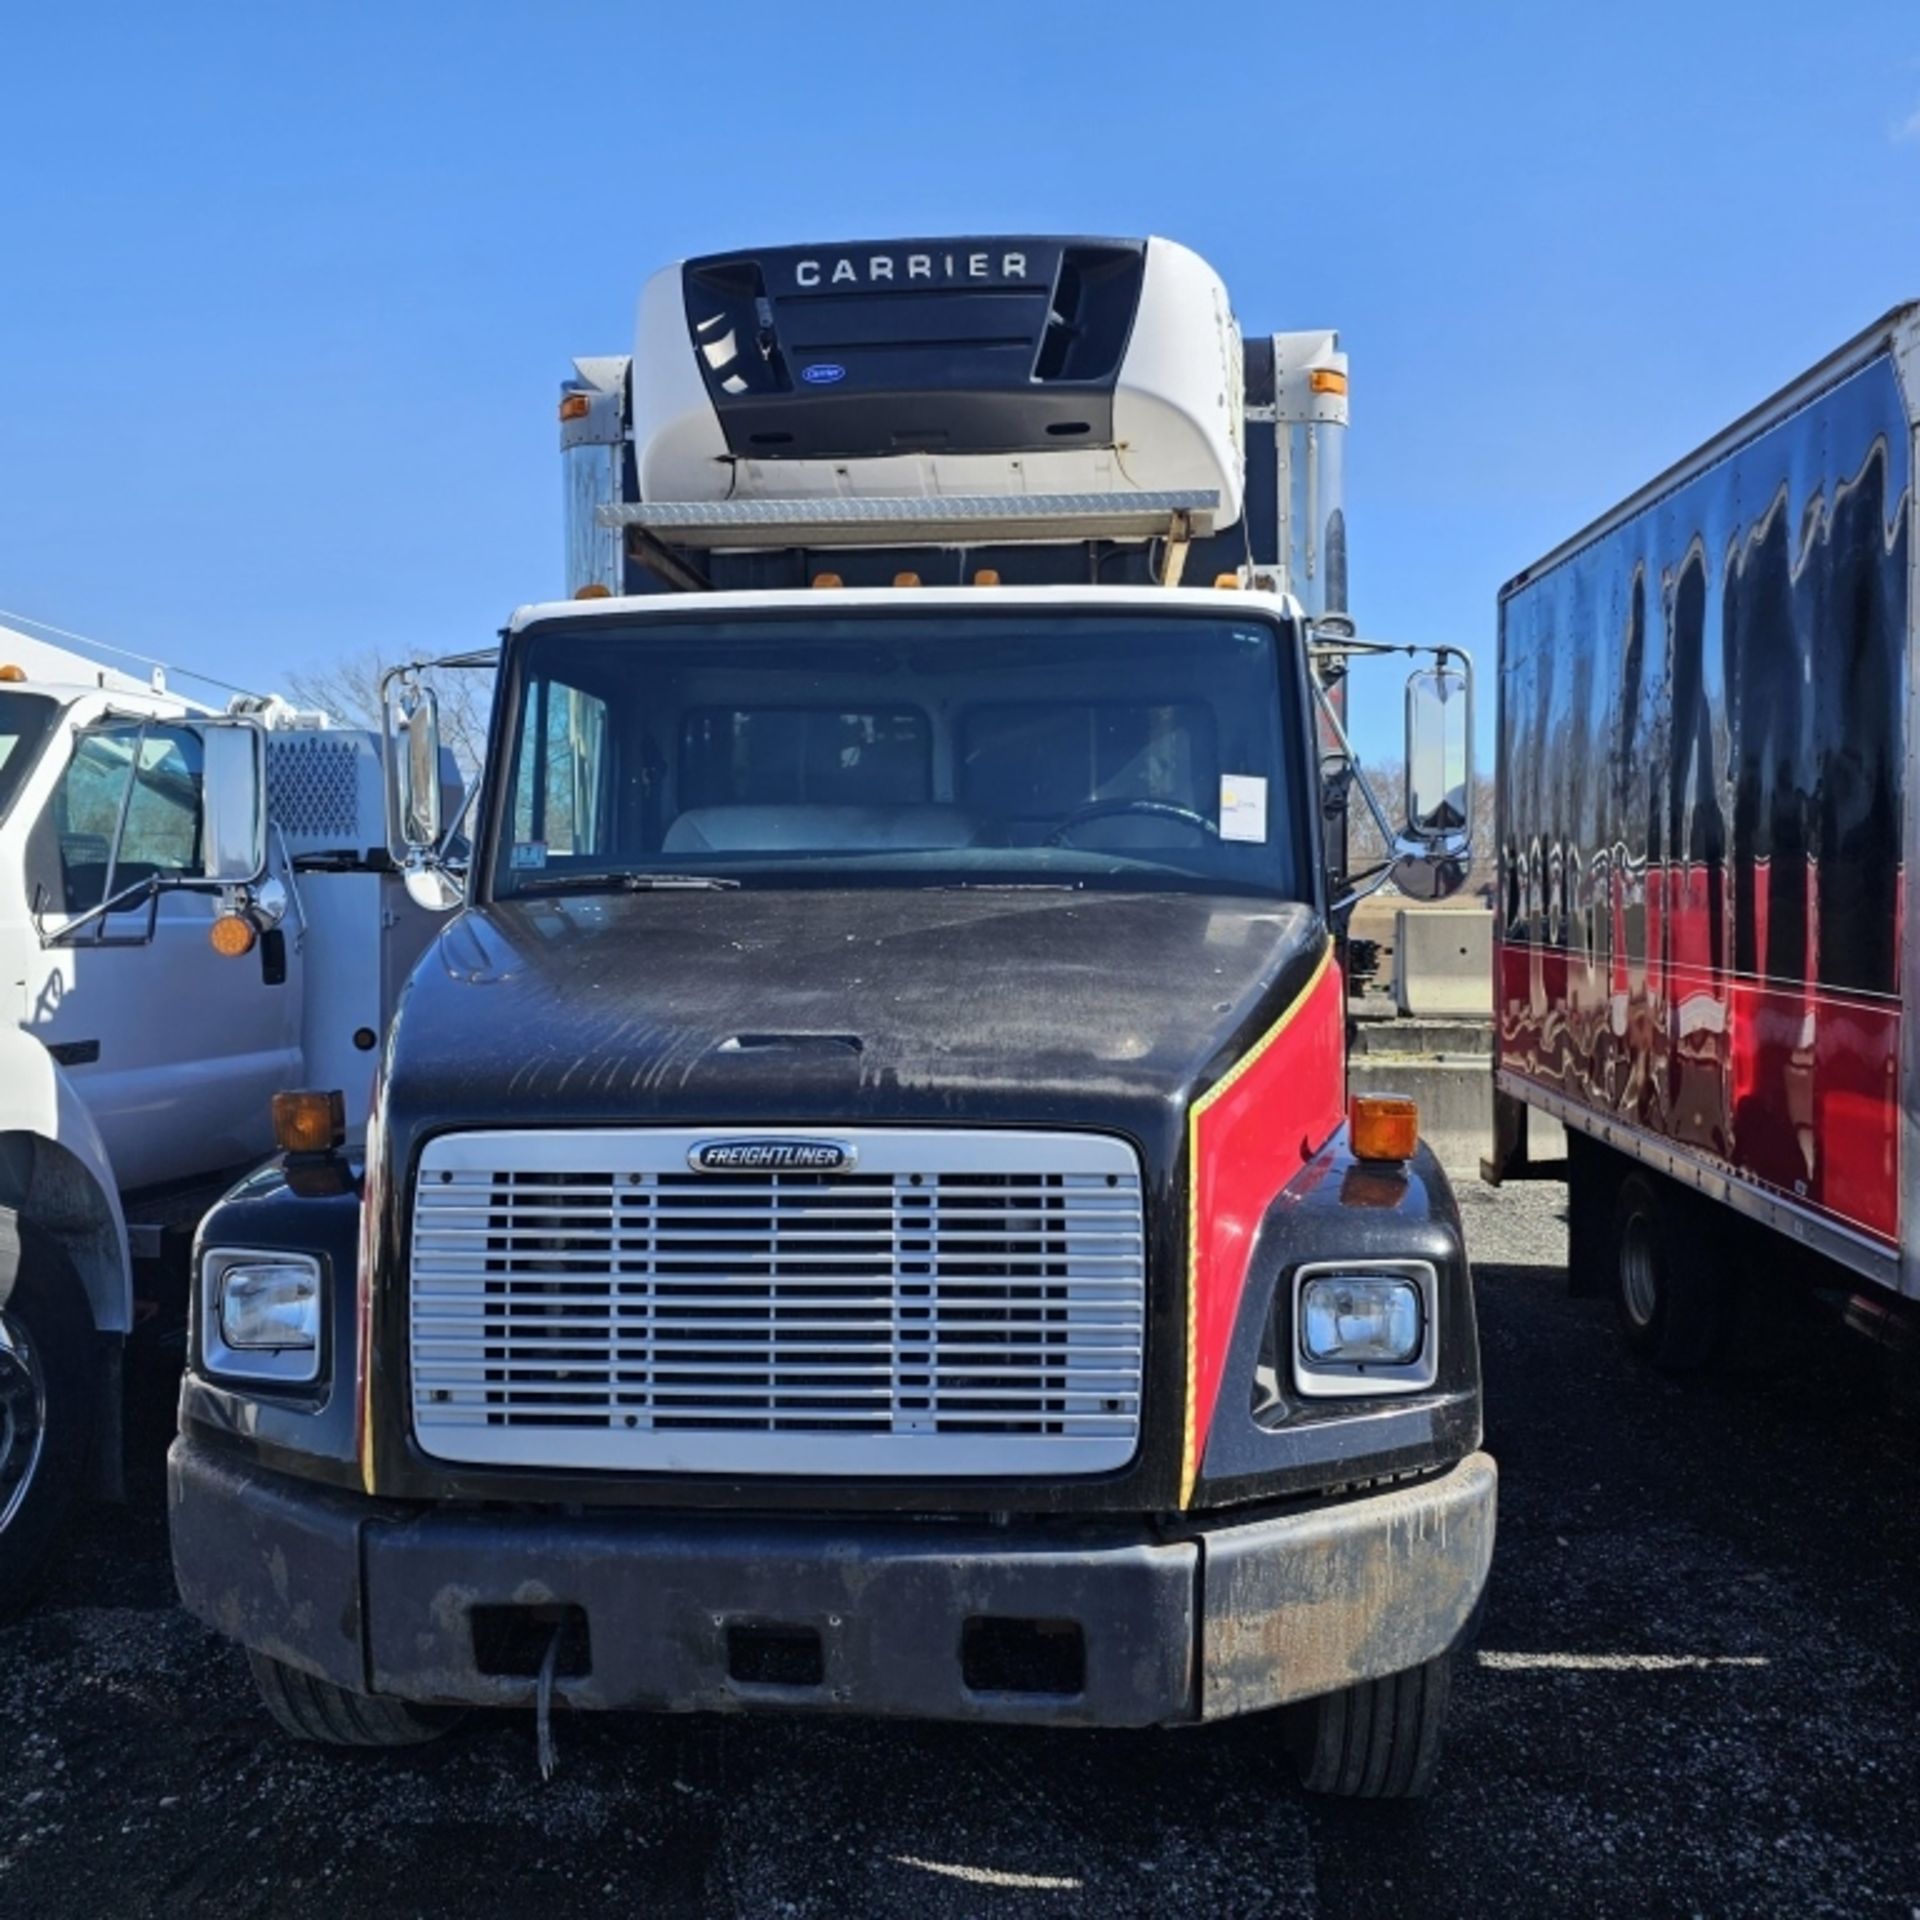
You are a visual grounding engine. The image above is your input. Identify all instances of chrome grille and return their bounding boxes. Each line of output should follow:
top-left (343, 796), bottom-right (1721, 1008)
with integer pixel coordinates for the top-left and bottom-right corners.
top-left (409, 1128), bottom-right (1145, 1476)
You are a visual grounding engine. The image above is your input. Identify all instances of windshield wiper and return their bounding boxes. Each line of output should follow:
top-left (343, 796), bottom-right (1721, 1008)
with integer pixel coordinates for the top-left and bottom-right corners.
top-left (517, 871), bottom-right (741, 893)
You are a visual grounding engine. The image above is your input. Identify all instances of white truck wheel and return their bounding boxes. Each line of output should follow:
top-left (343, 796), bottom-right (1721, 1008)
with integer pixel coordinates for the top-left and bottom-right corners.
top-left (0, 1228), bottom-right (95, 1622)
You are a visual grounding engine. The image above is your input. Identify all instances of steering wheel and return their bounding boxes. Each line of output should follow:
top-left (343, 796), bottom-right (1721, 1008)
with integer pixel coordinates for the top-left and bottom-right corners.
top-left (1044, 798), bottom-right (1220, 846)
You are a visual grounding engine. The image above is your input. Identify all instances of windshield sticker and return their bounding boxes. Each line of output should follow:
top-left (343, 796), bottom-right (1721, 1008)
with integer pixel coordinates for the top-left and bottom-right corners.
top-left (1219, 775), bottom-right (1268, 844)
top-left (510, 840), bottom-right (548, 870)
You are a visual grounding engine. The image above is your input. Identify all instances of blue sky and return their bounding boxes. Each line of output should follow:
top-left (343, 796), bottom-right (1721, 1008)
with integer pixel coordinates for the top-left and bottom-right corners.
top-left (4, 1), bottom-right (1917, 761)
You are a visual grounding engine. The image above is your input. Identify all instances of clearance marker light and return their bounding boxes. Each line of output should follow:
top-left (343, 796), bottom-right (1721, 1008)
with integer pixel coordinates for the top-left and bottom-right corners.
top-left (558, 392), bottom-right (591, 421)
top-left (209, 912), bottom-right (258, 958)
top-left (1351, 1094), bottom-right (1419, 1163)
top-left (272, 1089), bottom-right (347, 1157)
top-left (811, 572), bottom-right (844, 590)
top-left (573, 583), bottom-right (612, 599)
top-left (972, 569), bottom-right (1001, 587)
top-left (1310, 368), bottom-right (1349, 396)
top-left (0, 664), bottom-right (24, 682)
top-left (892, 571), bottom-right (922, 589)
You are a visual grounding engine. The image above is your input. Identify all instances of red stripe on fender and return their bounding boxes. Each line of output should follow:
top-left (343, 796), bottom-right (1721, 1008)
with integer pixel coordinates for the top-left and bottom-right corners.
top-left (1183, 942), bottom-right (1345, 1505)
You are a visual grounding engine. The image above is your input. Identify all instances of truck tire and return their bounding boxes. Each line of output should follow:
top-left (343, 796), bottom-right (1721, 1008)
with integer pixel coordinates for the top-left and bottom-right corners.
top-left (1285, 1652), bottom-right (1451, 1799)
top-left (1611, 1171), bottom-right (1732, 1370)
top-left (246, 1650), bottom-right (461, 1747)
top-left (1565, 1131), bottom-right (1623, 1299)
top-left (0, 1231), bottom-right (95, 1624)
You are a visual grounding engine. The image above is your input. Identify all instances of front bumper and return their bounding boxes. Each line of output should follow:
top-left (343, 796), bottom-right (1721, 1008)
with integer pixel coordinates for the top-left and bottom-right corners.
top-left (169, 1440), bottom-right (1496, 1726)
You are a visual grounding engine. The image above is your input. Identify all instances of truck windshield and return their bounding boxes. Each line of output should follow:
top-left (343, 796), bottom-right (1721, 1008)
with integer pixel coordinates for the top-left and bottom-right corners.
top-left (0, 692), bottom-right (57, 825)
top-left (489, 611), bottom-right (1308, 900)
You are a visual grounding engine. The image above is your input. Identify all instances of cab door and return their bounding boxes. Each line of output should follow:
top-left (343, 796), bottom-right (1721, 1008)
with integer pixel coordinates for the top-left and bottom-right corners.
top-left (23, 717), bottom-right (302, 1195)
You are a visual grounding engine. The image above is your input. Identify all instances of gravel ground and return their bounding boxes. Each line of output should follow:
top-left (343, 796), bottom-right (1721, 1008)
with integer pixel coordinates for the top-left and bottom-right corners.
top-left (3, 1178), bottom-right (1917, 1919)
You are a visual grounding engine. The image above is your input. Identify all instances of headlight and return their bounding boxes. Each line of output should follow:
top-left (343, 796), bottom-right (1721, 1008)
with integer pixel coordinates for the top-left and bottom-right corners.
top-left (202, 1250), bottom-right (323, 1384)
top-left (1291, 1262), bottom-right (1438, 1396)
top-left (1302, 1275), bottom-right (1422, 1363)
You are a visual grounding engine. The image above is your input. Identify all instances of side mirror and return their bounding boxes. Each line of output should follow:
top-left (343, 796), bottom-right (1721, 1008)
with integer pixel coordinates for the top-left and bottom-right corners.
top-left (1404, 663), bottom-right (1471, 841)
top-left (387, 681), bottom-right (444, 855)
top-left (1392, 657), bottom-right (1473, 902)
top-left (195, 721), bottom-right (268, 885)
top-left (383, 672), bottom-right (468, 913)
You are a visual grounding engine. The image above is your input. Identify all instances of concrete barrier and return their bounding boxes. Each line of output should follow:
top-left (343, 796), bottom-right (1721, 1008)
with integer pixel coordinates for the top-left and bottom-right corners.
top-left (1349, 1016), bottom-right (1492, 1176)
top-left (1394, 910), bottom-right (1492, 1018)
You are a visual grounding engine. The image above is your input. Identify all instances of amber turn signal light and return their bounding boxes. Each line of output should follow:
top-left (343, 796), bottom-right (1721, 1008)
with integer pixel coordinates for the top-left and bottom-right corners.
top-left (1351, 1094), bottom-right (1418, 1163)
top-left (273, 1089), bottom-right (346, 1157)
top-left (209, 912), bottom-right (257, 958)
top-left (1310, 368), bottom-right (1349, 396)
top-left (558, 392), bottom-right (591, 421)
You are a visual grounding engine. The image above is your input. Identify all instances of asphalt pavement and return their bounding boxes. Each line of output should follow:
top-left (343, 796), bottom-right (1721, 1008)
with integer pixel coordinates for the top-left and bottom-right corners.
top-left (2, 1177), bottom-right (1916, 1919)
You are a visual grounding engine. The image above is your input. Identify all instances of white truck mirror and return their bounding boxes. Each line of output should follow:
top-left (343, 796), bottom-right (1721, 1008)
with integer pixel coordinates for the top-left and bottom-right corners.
top-left (196, 721), bottom-right (269, 884)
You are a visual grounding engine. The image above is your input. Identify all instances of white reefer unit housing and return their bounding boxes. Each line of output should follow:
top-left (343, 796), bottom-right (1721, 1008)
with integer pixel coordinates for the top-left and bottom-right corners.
top-left (561, 234), bottom-right (1350, 609)
top-left (631, 236), bottom-right (1243, 516)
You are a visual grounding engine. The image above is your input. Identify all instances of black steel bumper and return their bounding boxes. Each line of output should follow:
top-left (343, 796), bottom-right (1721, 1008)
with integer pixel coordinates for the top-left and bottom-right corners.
top-left (169, 1440), bottom-right (1496, 1727)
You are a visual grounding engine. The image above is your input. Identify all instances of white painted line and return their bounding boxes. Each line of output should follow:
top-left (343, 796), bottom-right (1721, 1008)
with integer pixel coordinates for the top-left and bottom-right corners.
top-left (1479, 1651), bottom-right (1770, 1672)
top-left (893, 1856), bottom-right (1084, 1891)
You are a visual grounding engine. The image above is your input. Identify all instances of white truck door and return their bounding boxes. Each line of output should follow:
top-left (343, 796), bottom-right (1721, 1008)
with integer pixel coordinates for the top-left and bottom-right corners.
top-left (22, 719), bottom-right (302, 1194)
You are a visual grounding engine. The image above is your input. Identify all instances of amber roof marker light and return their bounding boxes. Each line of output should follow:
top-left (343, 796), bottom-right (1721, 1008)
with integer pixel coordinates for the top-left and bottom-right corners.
top-left (1350, 1094), bottom-right (1419, 1163)
top-left (272, 1089), bottom-right (347, 1158)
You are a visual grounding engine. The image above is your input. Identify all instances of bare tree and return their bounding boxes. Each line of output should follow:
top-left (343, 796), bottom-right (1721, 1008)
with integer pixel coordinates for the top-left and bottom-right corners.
top-left (284, 648), bottom-right (493, 776)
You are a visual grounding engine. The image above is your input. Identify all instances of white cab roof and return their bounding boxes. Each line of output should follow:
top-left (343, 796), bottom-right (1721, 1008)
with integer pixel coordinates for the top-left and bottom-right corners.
top-left (506, 583), bottom-right (1305, 634)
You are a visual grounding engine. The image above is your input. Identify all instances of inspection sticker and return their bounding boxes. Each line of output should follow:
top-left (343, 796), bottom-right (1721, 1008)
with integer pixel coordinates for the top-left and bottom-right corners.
top-left (510, 840), bottom-right (548, 870)
top-left (1219, 774), bottom-right (1268, 843)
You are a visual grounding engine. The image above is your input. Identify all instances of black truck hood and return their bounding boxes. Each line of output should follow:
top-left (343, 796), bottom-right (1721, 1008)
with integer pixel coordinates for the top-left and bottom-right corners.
top-left (388, 888), bottom-right (1327, 1167)
top-left (364, 888), bottom-right (1331, 1515)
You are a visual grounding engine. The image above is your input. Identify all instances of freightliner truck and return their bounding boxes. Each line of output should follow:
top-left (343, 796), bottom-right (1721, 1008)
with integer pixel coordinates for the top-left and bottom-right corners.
top-left (1486, 305), bottom-right (1920, 1366)
top-left (170, 236), bottom-right (1495, 1797)
top-left (0, 622), bottom-right (450, 1611)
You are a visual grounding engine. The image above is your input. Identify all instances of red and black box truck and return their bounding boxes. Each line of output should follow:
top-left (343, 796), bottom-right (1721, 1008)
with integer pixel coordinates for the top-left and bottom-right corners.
top-left (1488, 304), bottom-right (1920, 1364)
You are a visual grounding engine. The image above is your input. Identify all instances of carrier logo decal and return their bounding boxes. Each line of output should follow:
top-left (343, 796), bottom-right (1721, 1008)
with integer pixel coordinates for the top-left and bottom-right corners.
top-left (790, 250), bottom-right (1031, 290)
top-left (801, 362), bottom-right (847, 385)
top-left (688, 1138), bottom-right (855, 1173)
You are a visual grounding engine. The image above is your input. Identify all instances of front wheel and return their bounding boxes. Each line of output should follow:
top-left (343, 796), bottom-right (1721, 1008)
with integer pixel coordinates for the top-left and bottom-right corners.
top-left (0, 1230), bottom-right (96, 1623)
top-left (1285, 1652), bottom-right (1452, 1799)
top-left (247, 1650), bottom-right (462, 1747)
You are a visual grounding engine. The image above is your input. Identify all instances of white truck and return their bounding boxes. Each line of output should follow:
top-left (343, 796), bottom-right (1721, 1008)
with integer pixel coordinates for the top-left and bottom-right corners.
top-left (0, 622), bottom-right (448, 1611)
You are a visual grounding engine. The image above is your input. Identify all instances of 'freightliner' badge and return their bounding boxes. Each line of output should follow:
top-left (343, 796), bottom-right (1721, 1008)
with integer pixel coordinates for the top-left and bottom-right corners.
top-left (688, 1138), bottom-right (855, 1173)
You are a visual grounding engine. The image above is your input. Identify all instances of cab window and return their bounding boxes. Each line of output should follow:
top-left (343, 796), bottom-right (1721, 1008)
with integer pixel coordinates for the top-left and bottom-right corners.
top-left (511, 675), bottom-right (612, 858)
top-left (51, 724), bottom-right (205, 913)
